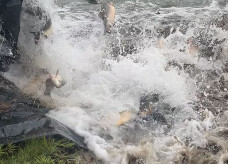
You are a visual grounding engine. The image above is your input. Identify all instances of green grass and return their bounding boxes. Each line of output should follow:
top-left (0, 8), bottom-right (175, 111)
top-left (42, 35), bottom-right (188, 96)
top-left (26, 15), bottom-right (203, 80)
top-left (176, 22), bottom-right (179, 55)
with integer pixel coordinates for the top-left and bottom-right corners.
top-left (0, 137), bottom-right (80, 164)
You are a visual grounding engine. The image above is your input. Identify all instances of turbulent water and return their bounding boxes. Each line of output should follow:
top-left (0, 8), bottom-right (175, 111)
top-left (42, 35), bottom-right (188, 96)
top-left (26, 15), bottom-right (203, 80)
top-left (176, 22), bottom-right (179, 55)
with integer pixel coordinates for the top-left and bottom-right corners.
top-left (3, 0), bottom-right (228, 163)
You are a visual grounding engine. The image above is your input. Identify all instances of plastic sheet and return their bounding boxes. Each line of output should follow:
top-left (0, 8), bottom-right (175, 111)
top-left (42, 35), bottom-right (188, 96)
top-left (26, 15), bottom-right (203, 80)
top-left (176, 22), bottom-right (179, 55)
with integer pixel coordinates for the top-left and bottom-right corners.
top-left (0, 75), bottom-right (87, 149)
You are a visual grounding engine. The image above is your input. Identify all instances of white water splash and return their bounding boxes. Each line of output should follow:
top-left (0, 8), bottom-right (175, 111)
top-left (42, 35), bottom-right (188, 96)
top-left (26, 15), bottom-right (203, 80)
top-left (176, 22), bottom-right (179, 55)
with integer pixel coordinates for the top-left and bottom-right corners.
top-left (5, 0), bottom-right (227, 163)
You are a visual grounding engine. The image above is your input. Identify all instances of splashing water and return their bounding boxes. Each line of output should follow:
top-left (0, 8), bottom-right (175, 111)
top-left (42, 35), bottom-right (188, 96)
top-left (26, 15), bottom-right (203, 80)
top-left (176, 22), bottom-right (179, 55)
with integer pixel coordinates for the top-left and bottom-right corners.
top-left (4, 0), bottom-right (228, 163)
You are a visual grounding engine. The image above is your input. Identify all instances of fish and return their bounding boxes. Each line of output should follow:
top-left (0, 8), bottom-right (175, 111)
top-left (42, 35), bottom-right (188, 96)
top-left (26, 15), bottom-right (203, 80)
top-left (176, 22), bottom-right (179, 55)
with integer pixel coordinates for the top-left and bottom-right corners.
top-left (22, 70), bottom-right (65, 97)
top-left (44, 70), bottom-right (66, 96)
top-left (99, 2), bottom-right (115, 34)
top-left (21, 70), bottom-right (65, 108)
top-left (117, 110), bottom-right (135, 126)
top-left (187, 37), bottom-right (199, 55)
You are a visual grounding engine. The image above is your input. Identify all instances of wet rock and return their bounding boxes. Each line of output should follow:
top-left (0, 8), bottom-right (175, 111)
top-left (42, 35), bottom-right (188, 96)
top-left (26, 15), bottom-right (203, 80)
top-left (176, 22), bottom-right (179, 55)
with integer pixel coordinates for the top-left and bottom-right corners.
top-left (128, 156), bottom-right (144, 164)
top-left (217, 0), bottom-right (228, 7)
top-left (139, 93), bottom-right (159, 112)
top-left (140, 112), bottom-right (168, 125)
top-left (138, 93), bottom-right (171, 128)
top-left (0, 35), bottom-right (19, 72)
top-left (183, 63), bottom-right (201, 78)
top-left (189, 30), bottom-right (226, 60)
top-left (87, 0), bottom-right (98, 4)
top-left (219, 75), bottom-right (228, 91)
top-left (179, 147), bottom-right (218, 164)
top-left (156, 26), bottom-right (176, 38)
top-left (214, 13), bottom-right (228, 31)
top-left (118, 25), bottom-right (143, 37)
top-left (166, 61), bottom-right (183, 71)
top-left (110, 38), bottom-right (139, 58)
top-left (223, 62), bottom-right (228, 73)
top-left (118, 93), bottom-right (171, 143)
top-left (206, 141), bottom-right (223, 155)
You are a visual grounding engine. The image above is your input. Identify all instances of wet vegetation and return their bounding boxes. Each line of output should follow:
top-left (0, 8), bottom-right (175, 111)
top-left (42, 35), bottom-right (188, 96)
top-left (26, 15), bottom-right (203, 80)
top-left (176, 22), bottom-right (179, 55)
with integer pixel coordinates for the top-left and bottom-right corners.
top-left (0, 137), bottom-right (82, 164)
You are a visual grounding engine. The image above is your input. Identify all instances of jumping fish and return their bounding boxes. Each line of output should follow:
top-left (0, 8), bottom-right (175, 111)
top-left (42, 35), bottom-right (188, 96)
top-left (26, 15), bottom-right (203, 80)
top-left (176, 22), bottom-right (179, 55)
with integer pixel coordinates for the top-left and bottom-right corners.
top-left (21, 70), bottom-right (65, 108)
top-left (44, 70), bottom-right (66, 96)
top-left (117, 110), bottom-right (135, 126)
top-left (116, 109), bottom-right (154, 126)
top-left (99, 2), bottom-right (115, 34)
top-left (22, 70), bottom-right (65, 98)
top-left (186, 37), bottom-right (199, 55)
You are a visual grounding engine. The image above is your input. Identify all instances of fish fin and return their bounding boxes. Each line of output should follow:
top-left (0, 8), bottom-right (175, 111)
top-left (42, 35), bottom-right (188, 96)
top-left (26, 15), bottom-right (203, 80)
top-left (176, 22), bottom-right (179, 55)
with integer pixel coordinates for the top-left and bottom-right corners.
top-left (98, 11), bottom-right (103, 19)
top-left (55, 69), bottom-right (59, 77)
